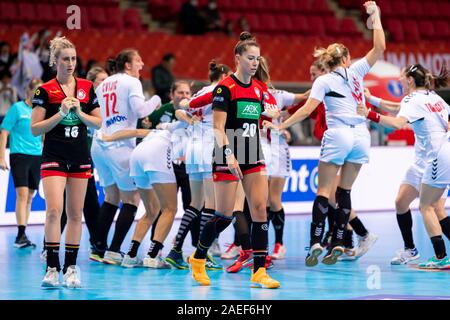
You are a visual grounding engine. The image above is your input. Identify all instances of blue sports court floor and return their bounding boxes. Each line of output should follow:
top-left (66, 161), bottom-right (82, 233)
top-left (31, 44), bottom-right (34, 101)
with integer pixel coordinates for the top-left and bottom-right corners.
top-left (1, 211), bottom-right (449, 300)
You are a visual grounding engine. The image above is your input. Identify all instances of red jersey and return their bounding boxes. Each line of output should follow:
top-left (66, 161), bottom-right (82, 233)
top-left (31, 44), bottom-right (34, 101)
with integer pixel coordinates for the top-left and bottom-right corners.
top-left (32, 77), bottom-right (99, 164)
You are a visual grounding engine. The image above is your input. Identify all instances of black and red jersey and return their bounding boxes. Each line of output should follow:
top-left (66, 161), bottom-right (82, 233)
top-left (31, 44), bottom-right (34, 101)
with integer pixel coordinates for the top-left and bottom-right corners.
top-left (212, 74), bottom-right (265, 165)
top-left (32, 77), bottom-right (99, 164)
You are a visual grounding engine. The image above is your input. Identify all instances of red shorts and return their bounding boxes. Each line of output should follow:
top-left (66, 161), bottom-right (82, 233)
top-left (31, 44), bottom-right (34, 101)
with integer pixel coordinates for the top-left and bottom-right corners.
top-left (212, 163), bottom-right (266, 182)
top-left (40, 161), bottom-right (92, 179)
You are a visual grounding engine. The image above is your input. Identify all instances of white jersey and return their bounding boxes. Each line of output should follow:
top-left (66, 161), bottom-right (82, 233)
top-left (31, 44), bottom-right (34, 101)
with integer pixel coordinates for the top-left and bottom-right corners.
top-left (398, 90), bottom-right (450, 163)
top-left (95, 73), bottom-right (145, 149)
top-left (187, 84), bottom-right (215, 126)
top-left (266, 89), bottom-right (295, 144)
top-left (310, 58), bottom-right (370, 128)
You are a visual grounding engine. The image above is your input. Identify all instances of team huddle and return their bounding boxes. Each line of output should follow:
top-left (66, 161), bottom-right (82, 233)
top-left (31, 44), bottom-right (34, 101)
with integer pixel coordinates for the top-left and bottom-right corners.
top-left (24, 1), bottom-right (450, 290)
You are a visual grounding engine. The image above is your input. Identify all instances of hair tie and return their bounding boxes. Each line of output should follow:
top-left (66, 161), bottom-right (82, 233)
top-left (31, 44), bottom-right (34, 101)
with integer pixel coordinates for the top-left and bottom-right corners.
top-left (336, 47), bottom-right (341, 54)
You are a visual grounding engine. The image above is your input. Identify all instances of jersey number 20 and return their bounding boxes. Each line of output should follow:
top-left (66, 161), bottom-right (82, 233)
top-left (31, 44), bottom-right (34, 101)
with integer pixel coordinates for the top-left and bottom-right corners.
top-left (242, 123), bottom-right (257, 137)
top-left (103, 92), bottom-right (118, 117)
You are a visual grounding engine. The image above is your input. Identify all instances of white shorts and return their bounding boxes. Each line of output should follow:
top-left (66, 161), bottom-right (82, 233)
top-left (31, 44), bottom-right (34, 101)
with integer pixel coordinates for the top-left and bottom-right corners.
top-left (185, 125), bottom-right (214, 174)
top-left (129, 132), bottom-right (176, 188)
top-left (403, 163), bottom-right (448, 198)
top-left (422, 139), bottom-right (450, 189)
top-left (262, 137), bottom-right (291, 178)
top-left (133, 172), bottom-right (175, 189)
top-left (320, 125), bottom-right (370, 165)
top-left (91, 139), bottom-right (136, 191)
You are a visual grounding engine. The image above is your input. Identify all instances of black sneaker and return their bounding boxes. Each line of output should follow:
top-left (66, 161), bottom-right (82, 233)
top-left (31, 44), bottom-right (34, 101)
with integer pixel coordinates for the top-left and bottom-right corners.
top-left (14, 234), bottom-right (36, 249)
top-left (321, 231), bottom-right (333, 248)
top-left (89, 244), bottom-right (106, 263)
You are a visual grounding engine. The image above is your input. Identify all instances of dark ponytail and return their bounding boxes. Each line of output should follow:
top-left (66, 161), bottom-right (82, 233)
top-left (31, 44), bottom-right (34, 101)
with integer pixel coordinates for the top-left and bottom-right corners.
top-left (406, 63), bottom-right (449, 90)
top-left (107, 49), bottom-right (137, 74)
top-left (433, 64), bottom-right (449, 89)
top-left (208, 59), bottom-right (231, 82)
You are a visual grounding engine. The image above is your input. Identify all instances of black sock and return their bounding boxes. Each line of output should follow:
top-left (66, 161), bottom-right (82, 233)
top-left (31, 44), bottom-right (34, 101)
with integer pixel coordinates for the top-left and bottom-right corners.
top-left (252, 221), bottom-right (268, 272)
top-left (270, 208), bottom-right (285, 244)
top-left (127, 240), bottom-right (141, 258)
top-left (431, 236), bottom-right (447, 259)
top-left (439, 217), bottom-right (450, 241)
top-left (232, 211), bottom-right (242, 246)
top-left (109, 203), bottom-right (137, 253)
top-left (327, 204), bottom-right (337, 234)
top-left (46, 242), bottom-right (61, 271)
top-left (148, 240), bottom-right (163, 258)
top-left (310, 195), bottom-right (329, 246)
top-left (174, 206), bottom-right (200, 251)
top-left (332, 188), bottom-right (352, 246)
top-left (96, 202), bottom-right (119, 250)
top-left (150, 211), bottom-right (162, 241)
top-left (234, 210), bottom-right (252, 250)
top-left (397, 210), bottom-right (415, 250)
top-left (343, 229), bottom-right (354, 248)
top-left (17, 225), bottom-right (26, 238)
top-left (194, 212), bottom-right (233, 259)
top-left (349, 217), bottom-right (368, 237)
top-left (190, 209), bottom-right (201, 247)
top-left (63, 244), bottom-right (79, 273)
top-left (267, 207), bottom-right (273, 221)
top-left (200, 208), bottom-right (215, 234)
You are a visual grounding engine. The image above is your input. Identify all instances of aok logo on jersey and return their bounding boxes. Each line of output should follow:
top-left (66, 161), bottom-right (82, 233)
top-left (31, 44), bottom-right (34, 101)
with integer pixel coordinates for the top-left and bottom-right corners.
top-left (281, 159), bottom-right (319, 202)
top-left (237, 101), bottom-right (261, 120)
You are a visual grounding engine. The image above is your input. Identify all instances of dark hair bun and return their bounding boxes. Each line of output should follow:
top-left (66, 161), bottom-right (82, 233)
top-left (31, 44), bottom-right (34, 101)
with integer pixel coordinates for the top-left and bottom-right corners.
top-left (209, 59), bottom-right (218, 71)
top-left (107, 58), bottom-right (117, 72)
top-left (239, 31), bottom-right (254, 41)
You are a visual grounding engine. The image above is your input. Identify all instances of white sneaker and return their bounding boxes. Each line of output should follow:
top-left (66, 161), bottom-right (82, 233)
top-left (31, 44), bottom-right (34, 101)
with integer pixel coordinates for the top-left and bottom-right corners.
top-left (208, 239), bottom-right (222, 257)
top-left (271, 243), bottom-right (286, 260)
top-left (121, 255), bottom-right (143, 268)
top-left (339, 248), bottom-right (357, 261)
top-left (41, 267), bottom-right (59, 288)
top-left (221, 244), bottom-right (241, 260)
top-left (391, 248), bottom-right (420, 265)
top-left (40, 249), bottom-right (47, 263)
top-left (62, 266), bottom-right (81, 288)
top-left (305, 243), bottom-right (324, 267)
top-left (355, 233), bottom-right (378, 258)
top-left (143, 254), bottom-right (171, 269)
top-left (102, 250), bottom-right (124, 265)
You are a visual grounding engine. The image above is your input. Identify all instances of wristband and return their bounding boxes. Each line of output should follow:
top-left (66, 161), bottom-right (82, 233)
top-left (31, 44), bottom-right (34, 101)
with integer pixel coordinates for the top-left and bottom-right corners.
top-left (223, 146), bottom-right (233, 158)
top-left (58, 109), bottom-right (68, 118)
top-left (368, 96), bottom-right (382, 108)
top-left (367, 110), bottom-right (381, 123)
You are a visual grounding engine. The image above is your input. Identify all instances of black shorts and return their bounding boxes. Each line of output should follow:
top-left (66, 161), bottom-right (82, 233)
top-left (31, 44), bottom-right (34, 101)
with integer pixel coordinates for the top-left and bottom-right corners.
top-left (212, 162), bottom-right (266, 182)
top-left (40, 159), bottom-right (92, 179)
top-left (9, 153), bottom-right (41, 190)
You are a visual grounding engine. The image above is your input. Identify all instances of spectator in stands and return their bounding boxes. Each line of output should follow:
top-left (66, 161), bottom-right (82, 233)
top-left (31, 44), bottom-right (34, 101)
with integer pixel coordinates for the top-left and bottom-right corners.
top-left (224, 20), bottom-right (235, 37)
top-left (0, 42), bottom-right (14, 75)
top-left (151, 53), bottom-right (176, 104)
top-left (0, 70), bottom-right (17, 123)
top-left (180, 0), bottom-right (206, 35)
top-left (10, 33), bottom-right (43, 100)
top-left (202, 0), bottom-right (223, 32)
top-left (235, 16), bottom-right (250, 35)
